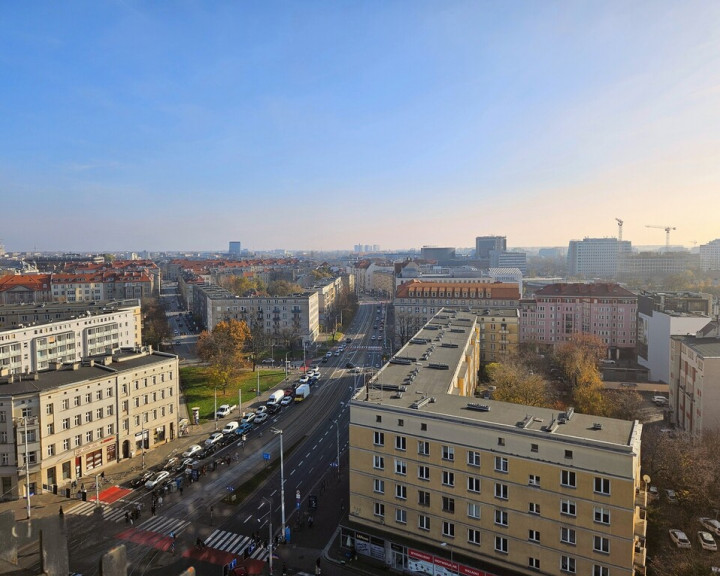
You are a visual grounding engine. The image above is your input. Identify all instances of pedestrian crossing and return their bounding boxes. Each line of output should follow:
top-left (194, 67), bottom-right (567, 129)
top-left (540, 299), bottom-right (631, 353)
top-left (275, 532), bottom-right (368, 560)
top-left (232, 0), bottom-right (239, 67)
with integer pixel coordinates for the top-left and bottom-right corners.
top-left (65, 500), bottom-right (132, 523)
top-left (202, 528), bottom-right (270, 560)
top-left (137, 514), bottom-right (191, 535)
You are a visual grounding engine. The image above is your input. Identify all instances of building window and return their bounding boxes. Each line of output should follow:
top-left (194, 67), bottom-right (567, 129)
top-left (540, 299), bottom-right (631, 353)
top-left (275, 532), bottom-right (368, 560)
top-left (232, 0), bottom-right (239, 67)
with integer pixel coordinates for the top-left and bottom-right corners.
top-left (95, 390), bottom-right (102, 401)
top-left (561, 499), bottom-right (576, 516)
top-left (74, 434), bottom-right (81, 447)
top-left (85, 393), bottom-right (91, 403)
top-left (498, 437), bottom-right (505, 446)
top-left (494, 456), bottom-right (508, 473)
top-left (418, 490), bottom-right (430, 507)
top-left (442, 445), bottom-right (455, 461)
top-left (593, 566), bottom-right (609, 576)
top-left (395, 508), bottom-right (407, 524)
top-left (395, 484), bottom-right (407, 500)
top-left (561, 470), bottom-right (576, 488)
top-left (85, 411), bottom-right (93, 423)
top-left (420, 423), bottom-right (427, 431)
top-left (85, 431), bottom-right (93, 443)
top-left (467, 502), bottom-right (481, 519)
top-left (594, 507), bottom-right (610, 525)
top-left (374, 479), bottom-right (385, 494)
top-left (62, 418), bottom-right (70, 430)
top-left (442, 471), bottom-right (455, 487)
top-left (468, 529), bottom-right (481, 545)
top-left (529, 502), bottom-right (541, 515)
top-left (561, 556), bottom-right (576, 573)
top-left (495, 509), bottom-right (508, 526)
top-left (373, 431), bottom-right (384, 446)
top-left (418, 465), bottom-right (430, 480)
top-left (442, 521), bottom-right (455, 538)
top-left (494, 536), bottom-right (508, 554)
top-left (62, 399), bottom-right (69, 410)
top-left (46, 423), bottom-right (54, 435)
top-left (63, 439), bottom-right (70, 451)
top-left (418, 441), bottom-right (429, 456)
top-left (561, 527), bottom-right (576, 545)
top-left (96, 408), bottom-right (103, 419)
top-left (528, 557), bottom-right (540, 570)
top-left (398, 419), bottom-right (404, 427)
top-left (374, 502), bottom-right (385, 518)
top-left (107, 424), bottom-right (114, 435)
top-left (46, 404), bottom-right (54, 415)
top-left (47, 444), bottom-right (55, 457)
top-left (442, 496), bottom-right (455, 514)
top-left (74, 415), bottom-right (81, 426)
top-left (376, 415), bottom-right (382, 423)
top-left (74, 396), bottom-right (81, 407)
top-left (529, 474), bottom-right (540, 486)
top-left (529, 529), bottom-right (540, 542)
top-left (394, 459), bottom-right (407, 475)
top-left (531, 443), bottom-right (539, 453)
top-left (419, 515), bottom-right (430, 531)
top-left (565, 450), bottom-right (573, 459)
top-left (593, 536), bottom-right (610, 554)
top-left (467, 450), bottom-right (481, 466)
top-left (373, 456), bottom-right (384, 470)
top-left (395, 436), bottom-right (406, 451)
top-left (494, 482), bottom-right (508, 500)
top-left (467, 476), bottom-right (481, 493)
top-left (594, 477), bottom-right (611, 495)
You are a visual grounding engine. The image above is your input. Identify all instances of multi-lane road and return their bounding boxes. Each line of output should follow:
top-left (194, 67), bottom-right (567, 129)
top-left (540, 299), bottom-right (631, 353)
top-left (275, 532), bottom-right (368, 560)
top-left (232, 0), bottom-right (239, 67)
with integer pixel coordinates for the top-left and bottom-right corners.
top-left (62, 295), bottom-right (384, 575)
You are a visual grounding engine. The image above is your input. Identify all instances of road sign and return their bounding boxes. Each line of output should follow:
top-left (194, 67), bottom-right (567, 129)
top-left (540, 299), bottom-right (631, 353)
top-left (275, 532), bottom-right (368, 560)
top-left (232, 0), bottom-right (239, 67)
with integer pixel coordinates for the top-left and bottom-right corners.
top-left (296, 490), bottom-right (301, 501)
top-left (263, 452), bottom-right (271, 461)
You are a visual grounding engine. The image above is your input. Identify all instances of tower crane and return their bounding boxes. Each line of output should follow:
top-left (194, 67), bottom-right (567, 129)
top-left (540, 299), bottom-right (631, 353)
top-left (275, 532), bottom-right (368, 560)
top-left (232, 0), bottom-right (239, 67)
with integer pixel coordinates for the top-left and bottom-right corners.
top-left (615, 218), bottom-right (624, 242)
top-left (645, 225), bottom-right (676, 252)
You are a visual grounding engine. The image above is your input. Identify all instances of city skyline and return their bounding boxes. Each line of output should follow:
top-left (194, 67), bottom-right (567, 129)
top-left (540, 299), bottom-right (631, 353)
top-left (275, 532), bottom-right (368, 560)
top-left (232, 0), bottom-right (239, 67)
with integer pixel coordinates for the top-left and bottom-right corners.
top-left (2, 2), bottom-right (719, 252)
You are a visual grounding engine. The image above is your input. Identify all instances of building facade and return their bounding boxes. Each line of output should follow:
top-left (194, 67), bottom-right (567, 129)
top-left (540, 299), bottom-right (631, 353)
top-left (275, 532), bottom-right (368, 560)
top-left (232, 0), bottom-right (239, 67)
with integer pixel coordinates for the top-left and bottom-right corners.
top-left (0, 301), bottom-right (141, 375)
top-left (349, 311), bottom-right (647, 576)
top-left (700, 239), bottom-right (720, 271)
top-left (669, 324), bottom-right (720, 435)
top-left (519, 283), bottom-right (637, 357)
top-left (0, 348), bottom-right (179, 500)
top-left (567, 238), bottom-right (632, 279)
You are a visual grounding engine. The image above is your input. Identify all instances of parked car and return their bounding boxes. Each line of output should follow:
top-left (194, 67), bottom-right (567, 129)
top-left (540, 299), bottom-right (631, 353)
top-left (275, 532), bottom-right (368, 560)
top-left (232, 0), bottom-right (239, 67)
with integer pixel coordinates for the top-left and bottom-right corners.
top-left (298, 375), bottom-right (309, 384)
top-left (241, 412), bottom-right (256, 424)
top-left (216, 404), bottom-right (236, 418)
top-left (175, 457), bottom-right (196, 472)
top-left (267, 403), bottom-right (281, 415)
top-left (346, 338), bottom-right (352, 344)
top-left (182, 444), bottom-right (203, 459)
top-left (197, 445), bottom-right (217, 459)
top-left (699, 531), bottom-right (718, 551)
top-left (280, 395), bottom-right (293, 406)
top-left (234, 423), bottom-right (253, 437)
top-left (653, 396), bottom-right (668, 406)
top-left (222, 421), bottom-right (239, 434)
top-left (145, 470), bottom-right (171, 490)
top-left (345, 362), bottom-right (355, 369)
top-left (700, 518), bottom-right (720, 536)
top-left (325, 351), bottom-right (332, 358)
top-left (254, 412), bottom-right (269, 425)
top-left (666, 489), bottom-right (678, 503)
top-left (256, 405), bottom-right (268, 415)
top-left (130, 471), bottom-right (154, 488)
top-left (205, 432), bottom-right (224, 446)
top-left (669, 529), bottom-right (692, 549)
top-left (163, 457), bottom-right (179, 471)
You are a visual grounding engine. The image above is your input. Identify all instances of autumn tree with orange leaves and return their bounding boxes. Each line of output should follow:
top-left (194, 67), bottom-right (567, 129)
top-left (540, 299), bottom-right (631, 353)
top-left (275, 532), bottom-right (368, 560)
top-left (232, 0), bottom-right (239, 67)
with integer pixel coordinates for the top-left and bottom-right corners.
top-left (196, 319), bottom-right (251, 391)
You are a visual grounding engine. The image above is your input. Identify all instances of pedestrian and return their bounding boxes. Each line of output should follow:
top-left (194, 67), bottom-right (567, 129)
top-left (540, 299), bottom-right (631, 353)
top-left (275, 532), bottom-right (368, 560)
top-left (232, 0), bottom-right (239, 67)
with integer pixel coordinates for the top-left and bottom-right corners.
top-left (125, 511), bottom-right (130, 524)
top-left (179, 484), bottom-right (183, 496)
top-left (157, 495), bottom-right (163, 507)
top-left (80, 483), bottom-right (85, 491)
top-left (151, 504), bottom-right (156, 516)
top-left (59, 506), bottom-right (64, 517)
top-left (100, 471), bottom-right (105, 481)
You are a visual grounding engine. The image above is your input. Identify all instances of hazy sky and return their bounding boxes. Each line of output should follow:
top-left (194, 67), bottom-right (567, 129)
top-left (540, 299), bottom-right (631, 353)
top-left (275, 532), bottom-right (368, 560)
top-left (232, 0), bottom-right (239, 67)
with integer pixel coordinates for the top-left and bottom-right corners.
top-left (2, 1), bottom-right (719, 253)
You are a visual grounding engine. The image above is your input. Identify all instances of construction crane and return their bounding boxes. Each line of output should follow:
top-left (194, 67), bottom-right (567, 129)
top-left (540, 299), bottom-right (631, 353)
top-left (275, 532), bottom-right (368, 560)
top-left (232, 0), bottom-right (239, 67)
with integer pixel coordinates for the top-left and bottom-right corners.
top-left (646, 225), bottom-right (676, 252)
top-left (615, 218), bottom-right (624, 242)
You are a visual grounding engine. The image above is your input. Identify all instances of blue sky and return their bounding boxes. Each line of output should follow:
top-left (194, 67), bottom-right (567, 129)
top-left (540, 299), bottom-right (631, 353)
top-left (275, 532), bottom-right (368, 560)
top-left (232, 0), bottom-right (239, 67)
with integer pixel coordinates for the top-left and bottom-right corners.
top-left (1, 1), bottom-right (719, 252)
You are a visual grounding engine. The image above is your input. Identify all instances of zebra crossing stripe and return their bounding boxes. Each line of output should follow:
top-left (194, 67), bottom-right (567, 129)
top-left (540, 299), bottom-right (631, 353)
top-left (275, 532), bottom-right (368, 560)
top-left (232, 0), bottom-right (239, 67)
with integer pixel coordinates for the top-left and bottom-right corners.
top-left (203, 530), bottom-right (268, 560)
top-left (138, 516), bottom-right (189, 534)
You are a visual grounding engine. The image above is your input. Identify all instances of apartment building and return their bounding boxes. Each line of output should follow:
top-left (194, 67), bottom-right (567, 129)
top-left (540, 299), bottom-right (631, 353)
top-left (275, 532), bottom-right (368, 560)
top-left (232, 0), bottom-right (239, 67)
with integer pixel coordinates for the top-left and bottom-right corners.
top-left (637, 292), bottom-right (713, 383)
top-left (567, 238), bottom-right (632, 279)
top-left (192, 283), bottom-right (320, 345)
top-left (393, 280), bottom-right (520, 346)
top-left (0, 348), bottom-right (179, 500)
top-left (348, 310), bottom-right (646, 576)
top-left (669, 323), bottom-right (720, 435)
top-left (700, 239), bottom-right (720, 271)
top-left (520, 283), bottom-right (637, 358)
top-left (0, 301), bottom-right (141, 375)
top-left (617, 251), bottom-right (700, 279)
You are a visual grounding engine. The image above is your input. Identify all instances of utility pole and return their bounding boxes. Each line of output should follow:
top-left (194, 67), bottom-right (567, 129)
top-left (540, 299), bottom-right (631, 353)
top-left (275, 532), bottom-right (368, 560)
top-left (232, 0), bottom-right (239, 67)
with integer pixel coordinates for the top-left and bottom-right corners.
top-left (272, 428), bottom-right (286, 539)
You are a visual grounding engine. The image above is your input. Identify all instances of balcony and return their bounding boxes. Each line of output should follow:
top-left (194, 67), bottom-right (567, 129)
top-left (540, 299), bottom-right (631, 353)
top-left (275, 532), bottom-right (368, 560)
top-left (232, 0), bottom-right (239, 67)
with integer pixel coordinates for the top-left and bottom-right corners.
top-left (635, 487), bottom-right (648, 509)
top-left (634, 507), bottom-right (647, 539)
top-left (633, 538), bottom-right (647, 574)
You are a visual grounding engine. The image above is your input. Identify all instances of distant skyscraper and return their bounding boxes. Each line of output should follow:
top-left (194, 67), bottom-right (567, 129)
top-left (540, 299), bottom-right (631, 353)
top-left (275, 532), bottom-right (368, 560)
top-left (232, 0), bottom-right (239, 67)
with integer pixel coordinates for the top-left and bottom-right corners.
top-left (229, 241), bottom-right (242, 255)
top-left (475, 236), bottom-right (506, 259)
top-left (567, 238), bottom-right (631, 278)
top-left (421, 246), bottom-right (456, 264)
top-left (700, 239), bottom-right (720, 271)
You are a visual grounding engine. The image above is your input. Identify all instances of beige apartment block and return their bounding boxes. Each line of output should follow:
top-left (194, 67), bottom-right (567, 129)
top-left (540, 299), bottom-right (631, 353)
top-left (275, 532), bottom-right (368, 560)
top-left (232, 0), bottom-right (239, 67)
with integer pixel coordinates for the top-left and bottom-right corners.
top-left (0, 301), bottom-right (141, 375)
top-left (349, 310), bottom-right (646, 576)
top-left (0, 348), bottom-right (179, 501)
top-left (669, 323), bottom-right (720, 435)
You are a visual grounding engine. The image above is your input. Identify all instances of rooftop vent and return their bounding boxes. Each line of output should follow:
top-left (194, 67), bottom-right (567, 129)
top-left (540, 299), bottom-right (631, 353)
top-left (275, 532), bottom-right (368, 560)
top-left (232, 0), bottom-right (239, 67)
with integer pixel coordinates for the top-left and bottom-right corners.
top-left (466, 403), bottom-right (491, 412)
top-left (546, 418), bottom-right (559, 433)
top-left (517, 415), bottom-right (533, 429)
top-left (440, 343), bottom-right (459, 349)
top-left (592, 422), bottom-right (603, 430)
top-left (411, 397), bottom-right (432, 410)
top-left (428, 363), bottom-right (450, 370)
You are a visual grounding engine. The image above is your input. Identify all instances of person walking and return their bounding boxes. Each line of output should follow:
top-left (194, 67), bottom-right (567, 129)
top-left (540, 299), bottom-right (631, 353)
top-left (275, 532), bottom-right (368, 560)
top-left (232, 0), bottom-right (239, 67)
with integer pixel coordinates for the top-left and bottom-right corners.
top-left (151, 504), bottom-right (156, 516)
top-left (59, 506), bottom-right (64, 517)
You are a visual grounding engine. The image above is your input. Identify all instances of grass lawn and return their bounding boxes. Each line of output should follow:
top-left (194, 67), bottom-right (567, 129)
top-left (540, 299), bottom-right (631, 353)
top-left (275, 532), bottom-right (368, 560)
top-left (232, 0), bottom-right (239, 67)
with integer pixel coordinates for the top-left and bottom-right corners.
top-left (180, 366), bottom-right (286, 421)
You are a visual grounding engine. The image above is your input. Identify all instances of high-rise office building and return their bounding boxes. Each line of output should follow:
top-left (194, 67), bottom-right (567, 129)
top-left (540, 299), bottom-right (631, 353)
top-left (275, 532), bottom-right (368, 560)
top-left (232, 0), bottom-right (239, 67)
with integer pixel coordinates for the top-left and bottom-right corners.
top-left (567, 238), bottom-right (631, 278)
top-left (228, 241), bottom-right (242, 255)
top-left (475, 236), bottom-right (507, 259)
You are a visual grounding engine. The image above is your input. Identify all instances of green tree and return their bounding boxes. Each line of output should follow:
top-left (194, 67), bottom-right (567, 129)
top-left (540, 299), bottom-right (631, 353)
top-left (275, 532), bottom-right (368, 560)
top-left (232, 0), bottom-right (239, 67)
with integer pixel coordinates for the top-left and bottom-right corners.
top-left (195, 319), bottom-right (251, 391)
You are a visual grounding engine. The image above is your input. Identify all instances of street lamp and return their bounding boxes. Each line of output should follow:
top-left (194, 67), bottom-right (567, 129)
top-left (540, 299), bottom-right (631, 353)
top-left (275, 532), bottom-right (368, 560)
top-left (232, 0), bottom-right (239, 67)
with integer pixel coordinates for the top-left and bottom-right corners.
top-left (271, 428), bottom-right (286, 540)
top-left (141, 428), bottom-right (146, 469)
top-left (261, 496), bottom-right (274, 575)
top-left (441, 542), bottom-right (455, 575)
top-left (284, 352), bottom-right (289, 380)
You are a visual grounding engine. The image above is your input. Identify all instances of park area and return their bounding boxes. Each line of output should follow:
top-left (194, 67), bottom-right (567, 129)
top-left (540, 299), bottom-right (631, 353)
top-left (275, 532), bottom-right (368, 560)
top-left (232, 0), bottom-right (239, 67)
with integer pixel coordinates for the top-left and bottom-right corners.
top-left (180, 365), bottom-right (287, 422)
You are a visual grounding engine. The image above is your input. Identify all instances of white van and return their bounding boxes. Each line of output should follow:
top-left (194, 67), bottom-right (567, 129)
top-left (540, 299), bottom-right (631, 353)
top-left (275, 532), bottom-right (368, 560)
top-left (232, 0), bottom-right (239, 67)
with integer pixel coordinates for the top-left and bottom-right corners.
top-left (267, 390), bottom-right (285, 406)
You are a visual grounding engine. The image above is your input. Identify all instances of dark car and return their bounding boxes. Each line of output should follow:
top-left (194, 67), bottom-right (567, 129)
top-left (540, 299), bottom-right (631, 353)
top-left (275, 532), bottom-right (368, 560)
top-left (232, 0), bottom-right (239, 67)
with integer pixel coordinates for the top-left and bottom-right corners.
top-left (346, 338), bottom-right (352, 344)
top-left (309, 494), bottom-right (318, 509)
top-left (345, 362), bottom-right (355, 369)
top-left (267, 403), bottom-right (281, 415)
top-left (130, 471), bottom-right (155, 488)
